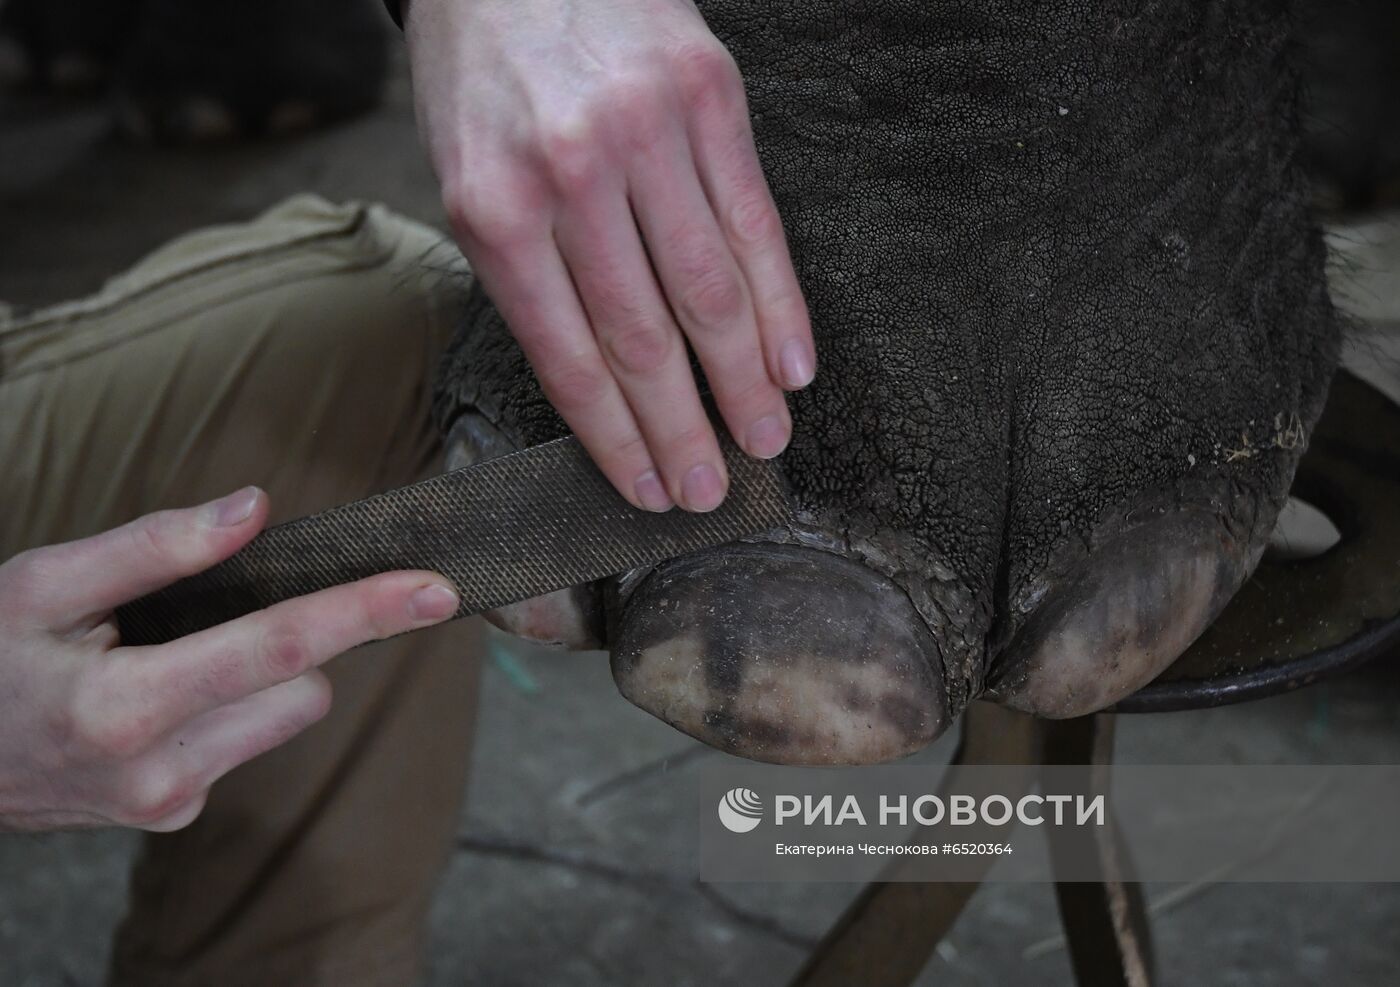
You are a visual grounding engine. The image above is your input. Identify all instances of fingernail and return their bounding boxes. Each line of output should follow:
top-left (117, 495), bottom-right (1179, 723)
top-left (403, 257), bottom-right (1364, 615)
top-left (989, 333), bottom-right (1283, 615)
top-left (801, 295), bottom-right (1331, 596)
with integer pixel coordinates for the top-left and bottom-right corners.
top-left (408, 583), bottom-right (459, 622)
top-left (779, 339), bottom-right (815, 388)
top-left (211, 487), bottom-right (259, 527)
top-left (745, 414), bottom-right (789, 459)
top-left (634, 470), bottom-right (673, 512)
top-left (681, 463), bottom-right (726, 512)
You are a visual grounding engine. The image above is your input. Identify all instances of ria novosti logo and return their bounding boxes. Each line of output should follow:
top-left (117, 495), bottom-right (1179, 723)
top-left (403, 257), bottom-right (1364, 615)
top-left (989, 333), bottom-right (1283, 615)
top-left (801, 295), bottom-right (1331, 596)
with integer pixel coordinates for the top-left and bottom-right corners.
top-left (717, 788), bottom-right (764, 833)
top-left (715, 789), bottom-right (1106, 834)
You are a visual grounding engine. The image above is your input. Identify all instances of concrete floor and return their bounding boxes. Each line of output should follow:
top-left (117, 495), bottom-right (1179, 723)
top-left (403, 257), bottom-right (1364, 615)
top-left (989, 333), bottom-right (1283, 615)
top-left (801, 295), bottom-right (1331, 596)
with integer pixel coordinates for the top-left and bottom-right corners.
top-left (2, 52), bottom-right (1398, 987)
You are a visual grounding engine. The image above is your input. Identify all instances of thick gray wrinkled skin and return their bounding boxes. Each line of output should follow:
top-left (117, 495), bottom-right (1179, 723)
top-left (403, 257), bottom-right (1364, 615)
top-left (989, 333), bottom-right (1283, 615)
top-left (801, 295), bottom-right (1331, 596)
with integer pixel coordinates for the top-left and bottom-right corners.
top-left (435, 0), bottom-right (1339, 763)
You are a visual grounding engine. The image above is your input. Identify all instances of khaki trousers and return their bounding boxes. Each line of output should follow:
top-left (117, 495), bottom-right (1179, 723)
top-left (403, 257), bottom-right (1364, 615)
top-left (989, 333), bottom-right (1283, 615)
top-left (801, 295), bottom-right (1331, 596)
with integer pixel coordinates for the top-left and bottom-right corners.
top-left (0, 195), bottom-right (482, 986)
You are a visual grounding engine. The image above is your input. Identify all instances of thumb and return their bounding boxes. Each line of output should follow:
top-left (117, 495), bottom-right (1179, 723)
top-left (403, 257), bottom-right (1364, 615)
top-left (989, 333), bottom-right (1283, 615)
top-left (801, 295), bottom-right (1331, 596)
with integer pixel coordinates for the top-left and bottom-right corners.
top-left (9, 488), bottom-right (269, 630)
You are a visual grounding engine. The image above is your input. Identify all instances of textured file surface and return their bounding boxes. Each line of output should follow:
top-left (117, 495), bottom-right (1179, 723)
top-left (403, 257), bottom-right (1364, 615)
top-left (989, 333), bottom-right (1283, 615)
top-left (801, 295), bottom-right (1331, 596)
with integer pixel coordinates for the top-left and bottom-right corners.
top-left (117, 437), bottom-right (791, 646)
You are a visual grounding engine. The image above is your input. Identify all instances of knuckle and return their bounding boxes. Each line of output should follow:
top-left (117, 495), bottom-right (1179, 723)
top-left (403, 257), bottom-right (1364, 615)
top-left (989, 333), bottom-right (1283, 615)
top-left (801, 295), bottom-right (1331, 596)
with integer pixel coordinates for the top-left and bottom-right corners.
top-left (603, 323), bottom-right (676, 376)
top-left (192, 644), bottom-right (246, 706)
top-left (538, 357), bottom-right (611, 412)
top-left (676, 266), bottom-right (746, 329)
top-left (256, 623), bottom-right (312, 683)
top-left (727, 375), bottom-right (784, 418)
top-left (727, 191), bottom-right (780, 246)
top-left (442, 175), bottom-right (544, 252)
top-left (67, 677), bottom-right (153, 761)
top-left (439, 180), bottom-right (474, 230)
top-left (608, 430), bottom-right (651, 466)
top-left (666, 229), bottom-right (746, 327)
top-left (608, 80), bottom-right (667, 153)
top-left (589, 435), bottom-right (653, 493)
top-left (539, 120), bottom-right (602, 193)
top-left (576, 262), bottom-right (642, 325)
top-left (0, 547), bottom-right (52, 608)
top-left (358, 585), bottom-right (406, 643)
top-left (463, 207), bottom-right (539, 254)
top-left (670, 422), bottom-right (720, 461)
top-left (142, 791), bottom-right (208, 832)
top-left (76, 714), bottom-right (151, 763)
top-left (670, 41), bottom-right (740, 105)
top-left (126, 511), bottom-right (183, 569)
top-left (583, 430), bottom-right (650, 480)
top-left (269, 674), bottom-right (336, 740)
top-left (301, 674), bottom-right (334, 724)
top-left (119, 763), bottom-right (191, 828)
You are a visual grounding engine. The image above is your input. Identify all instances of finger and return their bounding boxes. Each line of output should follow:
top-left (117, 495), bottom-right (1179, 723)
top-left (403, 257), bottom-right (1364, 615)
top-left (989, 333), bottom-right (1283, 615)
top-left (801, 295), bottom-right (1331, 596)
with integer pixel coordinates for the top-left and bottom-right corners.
top-left (554, 167), bottom-right (729, 513)
top-left (129, 671), bottom-right (332, 832)
top-left (459, 208), bottom-right (666, 512)
top-left (681, 49), bottom-right (816, 392)
top-left (627, 122), bottom-right (793, 468)
top-left (448, 162), bottom-right (666, 509)
top-left (178, 671), bottom-right (332, 791)
top-left (3, 487), bottom-right (268, 630)
top-left (107, 571), bottom-right (457, 737)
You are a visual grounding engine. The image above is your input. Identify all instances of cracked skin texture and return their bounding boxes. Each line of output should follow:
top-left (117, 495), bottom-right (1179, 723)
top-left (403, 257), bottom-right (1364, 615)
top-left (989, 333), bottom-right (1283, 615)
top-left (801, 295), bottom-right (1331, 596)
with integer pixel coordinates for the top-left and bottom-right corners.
top-left (434, 0), bottom-right (1340, 761)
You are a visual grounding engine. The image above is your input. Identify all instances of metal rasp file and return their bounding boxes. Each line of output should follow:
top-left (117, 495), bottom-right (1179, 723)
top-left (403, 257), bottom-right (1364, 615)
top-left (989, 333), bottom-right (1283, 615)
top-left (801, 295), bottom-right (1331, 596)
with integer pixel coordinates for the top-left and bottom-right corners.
top-left (116, 436), bottom-right (792, 646)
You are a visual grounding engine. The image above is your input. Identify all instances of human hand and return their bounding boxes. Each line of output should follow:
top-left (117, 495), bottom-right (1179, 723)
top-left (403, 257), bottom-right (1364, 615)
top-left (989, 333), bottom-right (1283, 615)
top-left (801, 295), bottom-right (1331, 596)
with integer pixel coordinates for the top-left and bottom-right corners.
top-left (0, 488), bottom-right (460, 832)
top-left (406, 0), bottom-right (815, 512)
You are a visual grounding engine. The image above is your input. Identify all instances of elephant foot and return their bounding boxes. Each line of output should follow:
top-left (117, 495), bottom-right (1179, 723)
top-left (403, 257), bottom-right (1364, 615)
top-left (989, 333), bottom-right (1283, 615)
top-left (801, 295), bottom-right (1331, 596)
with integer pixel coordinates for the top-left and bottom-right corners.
top-left (432, 0), bottom-right (1339, 764)
top-left (439, 392), bottom-right (1284, 767)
